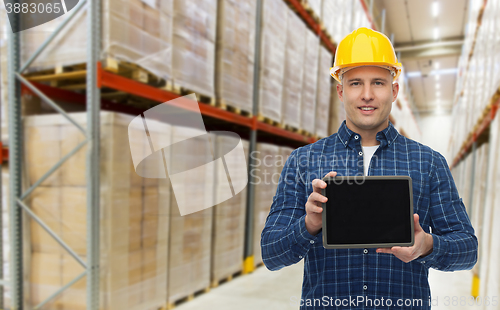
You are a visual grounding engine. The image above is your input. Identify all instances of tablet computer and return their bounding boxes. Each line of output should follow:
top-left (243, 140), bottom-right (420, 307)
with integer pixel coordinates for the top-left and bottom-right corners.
top-left (321, 175), bottom-right (414, 249)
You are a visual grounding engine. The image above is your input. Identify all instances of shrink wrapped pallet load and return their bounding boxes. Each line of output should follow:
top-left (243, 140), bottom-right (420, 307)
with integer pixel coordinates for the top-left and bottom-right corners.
top-left (479, 115), bottom-right (500, 308)
top-left (258, 0), bottom-right (288, 123)
top-left (18, 0), bottom-right (174, 81)
top-left (252, 143), bottom-right (280, 266)
top-left (167, 125), bottom-right (214, 303)
top-left (215, 0), bottom-right (257, 113)
top-left (24, 112), bottom-right (170, 310)
top-left (321, 0), bottom-right (337, 43)
top-left (306, 0), bottom-right (322, 20)
top-left (282, 10), bottom-right (307, 129)
top-left (211, 135), bottom-right (249, 285)
top-left (172, 0), bottom-right (218, 97)
top-left (470, 143), bottom-right (489, 281)
top-left (315, 46), bottom-right (332, 138)
top-left (300, 29), bottom-right (320, 135)
top-left (328, 82), bottom-right (345, 135)
top-left (278, 147), bottom-right (294, 171)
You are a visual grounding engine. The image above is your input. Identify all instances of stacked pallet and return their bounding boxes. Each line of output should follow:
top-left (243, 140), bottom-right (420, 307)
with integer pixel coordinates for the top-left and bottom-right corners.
top-left (258, 0), bottom-right (288, 123)
top-left (300, 29), bottom-right (320, 136)
top-left (469, 143), bottom-right (489, 284)
top-left (450, 0), bottom-right (500, 158)
top-left (215, 0), bottom-right (257, 113)
top-left (315, 46), bottom-right (333, 138)
top-left (211, 134), bottom-right (249, 286)
top-left (252, 143), bottom-right (280, 266)
top-left (166, 125), bottom-right (215, 304)
top-left (281, 9), bottom-right (307, 130)
top-left (19, 0), bottom-right (174, 80)
top-left (328, 81), bottom-right (345, 136)
top-left (24, 112), bottom-right (169, 310)
top-left (172, 0), bottom-right (218, 97)
top-left (478, 115), bottom-right (500, 308)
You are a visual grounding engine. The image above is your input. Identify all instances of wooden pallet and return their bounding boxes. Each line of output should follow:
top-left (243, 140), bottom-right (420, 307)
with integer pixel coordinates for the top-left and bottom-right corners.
top-left (300, 0), bottom-right (321, 23)
top-left (104, 57), bottom-right (160, 85)
top-left (210, 270), bottom-right (243, 288)
top-left (299, 129), bottom-right (314, 137)
top-left (171, 83), bottom-right (216, 106)
top-left (163, 287), bottom-right (211, 310)
top-left (285, 124), bottom-right (300, 133)
top-left (257, 114), bottom-right (282, 127)
top-left (25, 63), bottom-right (87, 89)
top-left (216, 99), bottom-right (252, 117)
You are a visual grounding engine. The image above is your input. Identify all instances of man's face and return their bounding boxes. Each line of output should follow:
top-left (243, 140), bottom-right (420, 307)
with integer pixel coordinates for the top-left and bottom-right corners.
top-left (336, 66), bottom-right (399, 134)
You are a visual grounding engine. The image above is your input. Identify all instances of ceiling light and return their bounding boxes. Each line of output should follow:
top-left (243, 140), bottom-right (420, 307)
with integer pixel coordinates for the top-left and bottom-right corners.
top-left (435, 75), bottom-right (440, 81)
top-left (432, 2), bottom-right (439, 17)
top-left (436, 84), bottom-right (440, 90)
top-left (434, 28), bottom-right (439, 40)
top-left (436, 91), bottom-right (441, 97)
top-left (434, 62), bottom-right (440, 70)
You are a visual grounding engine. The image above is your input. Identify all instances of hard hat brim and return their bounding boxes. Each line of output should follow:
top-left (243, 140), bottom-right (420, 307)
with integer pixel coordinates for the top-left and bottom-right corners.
top-left (330, 62), bottom-right (402, 83)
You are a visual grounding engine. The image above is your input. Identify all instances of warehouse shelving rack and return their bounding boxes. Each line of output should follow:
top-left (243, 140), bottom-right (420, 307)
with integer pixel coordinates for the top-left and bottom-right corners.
top-left (2, 0), bottom-right (328, 308)
top-left (1, 0), bottom-right (384, 308)
top-left (6, 0), bottom-right (100, 308)
top-left (450, 0), bottom-right (494, 170)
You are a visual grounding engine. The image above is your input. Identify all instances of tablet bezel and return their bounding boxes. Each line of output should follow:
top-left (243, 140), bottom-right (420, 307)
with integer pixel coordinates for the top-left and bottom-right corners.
top-left (321, 175), bottom-right (415, 249)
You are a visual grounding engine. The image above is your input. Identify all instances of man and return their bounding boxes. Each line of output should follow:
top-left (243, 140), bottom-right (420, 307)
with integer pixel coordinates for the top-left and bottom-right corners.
top-left (261, 27), bottom-right (477, 309)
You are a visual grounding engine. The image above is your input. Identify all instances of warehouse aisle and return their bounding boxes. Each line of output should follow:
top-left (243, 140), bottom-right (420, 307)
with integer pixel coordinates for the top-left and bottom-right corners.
top-left (175, 261), bottom-right (480, 309)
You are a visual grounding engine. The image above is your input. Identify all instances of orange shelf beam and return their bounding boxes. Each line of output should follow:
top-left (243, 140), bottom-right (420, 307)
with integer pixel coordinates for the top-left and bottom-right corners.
top-left (451, 93), bottom-right (500, 168)
top-left (100, 65), bottom-right (315, 144)
top-left (21, 63), bottom-right (316, 145)
top-left (0, 142), bottom-right (7, 163)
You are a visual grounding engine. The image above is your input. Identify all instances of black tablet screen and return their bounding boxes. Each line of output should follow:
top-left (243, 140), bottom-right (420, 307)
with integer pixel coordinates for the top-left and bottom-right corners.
top-left (325, 178), bottom-right (412, 246)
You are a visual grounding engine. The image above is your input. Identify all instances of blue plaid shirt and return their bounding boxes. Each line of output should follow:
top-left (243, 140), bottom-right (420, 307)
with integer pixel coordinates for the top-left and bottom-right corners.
top-left (261, 121), bottom-right (477, 309)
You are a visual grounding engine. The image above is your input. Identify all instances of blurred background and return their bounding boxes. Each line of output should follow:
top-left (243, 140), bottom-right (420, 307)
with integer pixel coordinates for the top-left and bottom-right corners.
top-left (0, 0), bottom-right (499, 309)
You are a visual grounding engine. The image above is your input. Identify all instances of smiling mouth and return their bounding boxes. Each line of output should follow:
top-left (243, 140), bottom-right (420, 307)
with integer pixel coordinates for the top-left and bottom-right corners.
top-left (358, 107), bottom-right (376, 111)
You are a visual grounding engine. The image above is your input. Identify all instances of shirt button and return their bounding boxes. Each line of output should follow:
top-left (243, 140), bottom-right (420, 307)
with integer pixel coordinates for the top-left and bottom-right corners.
top-left (363, 249), bottom-right (368, 254)
top-left (354, 135), bottom-right (359, 140)
top-left (345, 140), bottom-right (348, 144)
top-left (358, 151), bottom-right (363, 156)
top-left (299, 256), bottom-right (303, 259)
top-left (310, 240), bottom-right (315, 244)
top-left (363, 285), bottom-right (368, 290)
top-left (422, 261), bottom-right (426, 264)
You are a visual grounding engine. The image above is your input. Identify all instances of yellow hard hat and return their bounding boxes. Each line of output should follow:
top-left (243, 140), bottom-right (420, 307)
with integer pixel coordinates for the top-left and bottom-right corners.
top-left (330, 27), bottom-right (402, 83)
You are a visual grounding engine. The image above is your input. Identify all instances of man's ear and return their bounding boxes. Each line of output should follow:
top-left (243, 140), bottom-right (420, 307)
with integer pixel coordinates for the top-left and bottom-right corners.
top-left (336, 83), bottom-right (343, 102)
top-left (392, 82), bottom-right (399, 102)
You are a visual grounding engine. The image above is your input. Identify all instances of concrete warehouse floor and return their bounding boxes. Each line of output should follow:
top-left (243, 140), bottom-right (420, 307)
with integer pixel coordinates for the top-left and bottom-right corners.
top-left (175, 260), bottom-right (481, 310)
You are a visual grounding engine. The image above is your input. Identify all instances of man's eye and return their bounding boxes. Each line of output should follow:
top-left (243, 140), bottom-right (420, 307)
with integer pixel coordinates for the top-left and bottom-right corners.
top-left (375, 82), bottom-right (383, 85)
top-left (351, 82), bottom-right (359, 86)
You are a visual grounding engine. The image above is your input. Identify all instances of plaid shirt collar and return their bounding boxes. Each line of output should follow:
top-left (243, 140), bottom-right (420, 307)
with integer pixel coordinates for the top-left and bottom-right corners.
top-left (336, 120), bottom-right (399, 149)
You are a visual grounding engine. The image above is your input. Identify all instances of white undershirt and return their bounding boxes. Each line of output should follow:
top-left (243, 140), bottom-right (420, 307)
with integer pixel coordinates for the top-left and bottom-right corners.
top-left (362, 145), bottom-right (379, 176)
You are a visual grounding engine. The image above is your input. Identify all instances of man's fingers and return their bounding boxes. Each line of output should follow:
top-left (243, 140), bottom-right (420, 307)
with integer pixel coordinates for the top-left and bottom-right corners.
top-left (306, 202), bottom-right (323, 214)
top-left (324, 171), bottom-right (337, 178)
top-left (376, 248), bottom-right (394, 254)
top-left (414, 214), bottom-right (423, 232)
top-left (311, 179), bottom-right (327, 193)
top-left (308, 192), bottom-right (327, 204)
top-left (312, 172), bottom-right (337, 194)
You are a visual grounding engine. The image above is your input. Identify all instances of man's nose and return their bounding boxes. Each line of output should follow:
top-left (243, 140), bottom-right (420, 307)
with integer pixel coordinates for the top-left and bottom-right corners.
top-left (361, 85), bottom-right (375, 102)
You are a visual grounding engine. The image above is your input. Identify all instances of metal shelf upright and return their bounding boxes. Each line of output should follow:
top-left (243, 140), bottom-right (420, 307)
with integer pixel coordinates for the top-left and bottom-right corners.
top-left (7, 0), bottom-right (101, 308)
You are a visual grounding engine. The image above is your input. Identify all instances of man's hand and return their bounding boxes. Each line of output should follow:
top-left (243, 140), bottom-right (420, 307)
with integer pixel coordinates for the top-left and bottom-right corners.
top-left (305, 171), bottom-right (336, 236)
top-left (376, 214), bottom-right (433, 263)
